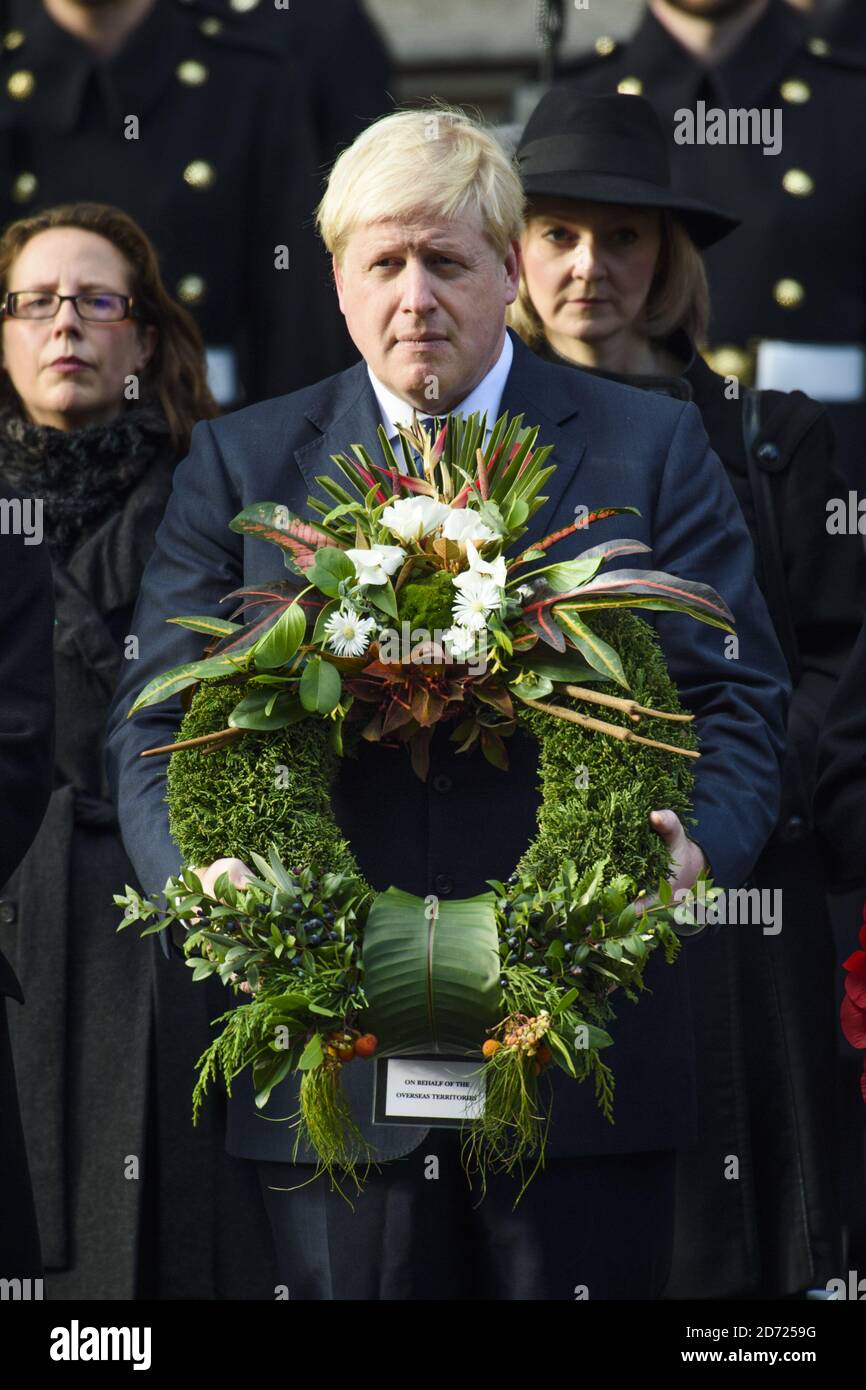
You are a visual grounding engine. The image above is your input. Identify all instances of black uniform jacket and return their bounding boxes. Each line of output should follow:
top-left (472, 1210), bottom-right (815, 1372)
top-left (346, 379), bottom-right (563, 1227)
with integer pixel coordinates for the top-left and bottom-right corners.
top-left (0, 0), bottom-right (349, 403)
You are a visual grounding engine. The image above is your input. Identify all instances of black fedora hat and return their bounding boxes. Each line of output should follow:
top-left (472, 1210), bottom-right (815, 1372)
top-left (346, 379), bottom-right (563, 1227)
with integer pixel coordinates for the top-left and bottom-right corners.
top-left (516, 88), bottom-right (738, 249)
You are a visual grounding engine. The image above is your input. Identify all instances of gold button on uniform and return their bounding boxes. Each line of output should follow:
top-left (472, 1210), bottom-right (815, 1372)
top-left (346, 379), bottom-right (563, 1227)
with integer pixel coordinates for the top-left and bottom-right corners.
top-left (617, 76), bottom-right (643, 96)
top-left (177, 60), bottom-right (208, 87)
top-left (7, 69), bottom-right (34, 100)
top-left (199, 17), bottom-right (222, 37)
top-left (177, 275), bottom-right (206, 305)
top-left (11, 171), bottom-right (37, 204)
top-left (3, 29), bottom-right (24, 51)
top-left (595, 36), bottom-right (617, 57)
top-left (807, 38), bottom-right (830, 57)
top-left (782, 168), bottom-right (814, 197)
top-left (780, 79), bottom-right (811, 104)
top-left (773, 278), bottom-right (805, 309)
top-left (183, 159), bottom-right (215, 190)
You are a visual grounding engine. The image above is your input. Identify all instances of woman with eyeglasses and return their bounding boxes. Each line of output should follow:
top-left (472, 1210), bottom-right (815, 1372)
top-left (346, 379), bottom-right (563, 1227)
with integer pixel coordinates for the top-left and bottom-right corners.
top-left (509, 89), bottom-right (866, 1299)
top-left (0, 202), bottom-right (264, 1300)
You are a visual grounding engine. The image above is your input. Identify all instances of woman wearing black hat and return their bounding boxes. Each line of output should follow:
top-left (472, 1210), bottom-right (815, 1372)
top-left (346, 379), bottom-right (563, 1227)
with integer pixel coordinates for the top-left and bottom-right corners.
top-left (510, 88), bottom-right (866, 1299)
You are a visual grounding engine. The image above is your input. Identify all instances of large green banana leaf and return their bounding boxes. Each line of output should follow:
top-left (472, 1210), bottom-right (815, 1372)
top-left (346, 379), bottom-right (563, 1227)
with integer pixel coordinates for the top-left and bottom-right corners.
top-left (362, 887), bottom-right (503, 1055)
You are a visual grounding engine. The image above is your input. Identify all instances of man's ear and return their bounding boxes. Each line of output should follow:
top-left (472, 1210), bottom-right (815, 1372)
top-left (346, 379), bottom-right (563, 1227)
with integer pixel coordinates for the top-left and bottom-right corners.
top-left (504, 237), bottom-right (522, 307)
top-left (332, 255), bottom-right (346, 315)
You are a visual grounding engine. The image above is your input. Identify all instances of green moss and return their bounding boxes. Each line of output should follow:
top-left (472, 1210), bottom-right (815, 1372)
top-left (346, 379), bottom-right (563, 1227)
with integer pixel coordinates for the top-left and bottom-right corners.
top-left (514, 609), bottom-right (697, 892)
top-left (166, 680), bottom-right (364, 881)
top-left (166, 609), bottom-right (697, 895)
top-left (396, 570), bottom-right (455, 631)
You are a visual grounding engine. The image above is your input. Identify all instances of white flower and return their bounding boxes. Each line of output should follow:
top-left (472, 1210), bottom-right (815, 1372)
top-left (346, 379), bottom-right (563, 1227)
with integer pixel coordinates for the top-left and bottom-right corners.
top-left (442, 625), bottom-right (481, 659)
top-left (455, 538), bottom-right (508, 589)
top-left (381, 495), bottom-right (450, 544)
top-left (345, 543), bottom-right (405, 586)
top-left (324, 605), bottom-right (376, 657)
top-left (451, 575), bottom-right (502, 631)
top-left (440, 508), bottom-right (500, 545)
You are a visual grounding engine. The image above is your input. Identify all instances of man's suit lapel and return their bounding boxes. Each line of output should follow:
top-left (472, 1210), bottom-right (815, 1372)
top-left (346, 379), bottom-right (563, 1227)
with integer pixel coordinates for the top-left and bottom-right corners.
top-left (499, 331), bottom-right (587, 553)
top-left (294, 359), bottom-right (384, 508)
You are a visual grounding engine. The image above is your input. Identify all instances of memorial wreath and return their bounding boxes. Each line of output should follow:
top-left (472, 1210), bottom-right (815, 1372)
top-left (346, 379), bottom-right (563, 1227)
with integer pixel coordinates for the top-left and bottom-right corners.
top-left (115, 410), bottom-right (728, 1195)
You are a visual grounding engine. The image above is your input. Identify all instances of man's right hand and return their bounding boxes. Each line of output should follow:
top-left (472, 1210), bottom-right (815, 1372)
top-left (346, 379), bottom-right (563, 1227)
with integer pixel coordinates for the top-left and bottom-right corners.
top-left (190, 856), bottom-right (254, 907)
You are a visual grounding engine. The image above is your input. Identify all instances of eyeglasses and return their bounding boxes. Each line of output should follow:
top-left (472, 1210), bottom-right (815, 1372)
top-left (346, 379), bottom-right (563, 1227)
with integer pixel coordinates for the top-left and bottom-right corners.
top-left (1, 291), bottom-right (138, 322)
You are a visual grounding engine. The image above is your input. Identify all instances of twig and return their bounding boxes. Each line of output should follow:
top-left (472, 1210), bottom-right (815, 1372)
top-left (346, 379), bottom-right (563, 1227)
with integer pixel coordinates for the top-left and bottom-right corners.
top-left (560, 684), bottom-right (695, 724)
top-left (139, 727), bottom-right (246, 757)
top-left (518, 697), bottom-right (700, 759)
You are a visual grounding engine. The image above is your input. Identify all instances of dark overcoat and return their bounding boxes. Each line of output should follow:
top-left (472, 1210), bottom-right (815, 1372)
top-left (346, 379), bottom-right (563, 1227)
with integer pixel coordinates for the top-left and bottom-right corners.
top-left (1, 445), bottom-right (277, 1299)
top-left (535, 334), bottom-right (866, 1294)
top-left (0, 478), bottom-right (54, 1283)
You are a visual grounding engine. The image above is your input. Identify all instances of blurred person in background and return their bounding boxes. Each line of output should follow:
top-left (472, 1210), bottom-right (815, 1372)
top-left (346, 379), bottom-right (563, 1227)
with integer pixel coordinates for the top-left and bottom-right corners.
top-left (509, 87), bottom-right (866, 1296)
top-left (557, 0), bottom-right (866, 490)
top-left (0, 0), bottom-right (352, 407)
top-left (200, 0), bottom-right (393, 167)
top-left (0, 477), bottom-right (54, 1288)
top-left (0, 202), bottom-right (276, 1299)
top-left (786, 0), bottom-right (866, 48)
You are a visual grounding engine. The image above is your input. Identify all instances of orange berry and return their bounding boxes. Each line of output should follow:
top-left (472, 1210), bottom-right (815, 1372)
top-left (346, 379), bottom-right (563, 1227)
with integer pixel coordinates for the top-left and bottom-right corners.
top-left (353, 1033), bottom-right (378, 1058)
top-left (482, 1039), bottom-right (501, 1058)
top-left (538, 1044), bottom-right (553, 1067)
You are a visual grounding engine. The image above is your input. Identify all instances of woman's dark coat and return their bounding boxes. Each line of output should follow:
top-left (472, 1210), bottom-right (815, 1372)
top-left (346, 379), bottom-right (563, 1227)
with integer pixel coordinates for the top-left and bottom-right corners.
top-left (0, 423), bottom-right (276, 1298)
top-left (538, 334), bottom-right (866, 1296)
top-left (0, 479), bottom-right (54, 1282)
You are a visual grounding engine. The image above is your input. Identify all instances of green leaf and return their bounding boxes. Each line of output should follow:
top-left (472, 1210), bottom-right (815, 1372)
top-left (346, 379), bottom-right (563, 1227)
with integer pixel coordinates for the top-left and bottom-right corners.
top-left (548, 1029), bottom-right (577, 1077)
top-left (366, 579), bottom-right (399, 621)
top-left (526, 554), bottom-right (603, 593)
top-left (553, 607), bottom-right (629, 688)
top-left (166, 615), bottom-right (241, 637)
top-left (228, 687), bottom-right (306, 731)
top-left (308, 546), bottom-right (355, 597)
top-left (251, 603), bottom-right (307, 670)
top-left (509, 674), bottom-right (553, 701)
top-left (298, 1032), bottom-right (325, 1071)
top-left (299, 656), bottom-right (342, 713)
top-left (549, 987), bottom-right (578, 1016)
top-left (128, 654), bottom-right (248, 714)
top-left (362, 887), bottom-right (502, 1054)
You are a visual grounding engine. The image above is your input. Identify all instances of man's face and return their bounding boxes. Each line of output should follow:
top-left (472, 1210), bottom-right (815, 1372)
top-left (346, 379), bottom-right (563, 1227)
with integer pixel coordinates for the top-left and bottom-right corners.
top-left (333, 210), bottom-right (520, 412)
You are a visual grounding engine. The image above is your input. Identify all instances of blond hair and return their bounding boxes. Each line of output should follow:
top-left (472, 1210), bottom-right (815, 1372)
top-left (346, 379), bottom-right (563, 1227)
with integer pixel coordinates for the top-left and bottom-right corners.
top-left (508, 205), bottom-right (710, 349)
top-left (316, 105), bottom-right (526, 265)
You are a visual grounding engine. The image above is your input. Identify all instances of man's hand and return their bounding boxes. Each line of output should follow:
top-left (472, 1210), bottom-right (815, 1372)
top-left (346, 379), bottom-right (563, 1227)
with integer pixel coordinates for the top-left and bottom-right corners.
top-left (648, 809), bottom-right (707, 897)
top-left (619, 811), bottom-right (709, 989)
top-left (185, 857), bottom-right (256, 991)
top-left (191, 856), bottom-right (254, 903)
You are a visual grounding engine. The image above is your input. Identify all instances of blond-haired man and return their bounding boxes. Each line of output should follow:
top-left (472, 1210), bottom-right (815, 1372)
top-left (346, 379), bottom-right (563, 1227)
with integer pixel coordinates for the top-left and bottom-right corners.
top-left (107, 106), bottom-right (788, 1299)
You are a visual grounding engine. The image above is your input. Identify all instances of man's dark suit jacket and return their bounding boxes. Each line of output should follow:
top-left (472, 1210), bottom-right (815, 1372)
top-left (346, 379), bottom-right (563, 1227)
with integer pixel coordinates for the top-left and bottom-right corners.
top-left (105, 329), bottom-right (790, 1165)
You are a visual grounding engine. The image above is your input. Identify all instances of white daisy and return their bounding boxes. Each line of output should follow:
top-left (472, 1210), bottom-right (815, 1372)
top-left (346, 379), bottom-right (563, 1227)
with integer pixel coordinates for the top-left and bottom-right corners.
top-left (451, 575), bottom-right (502, 631)
top-left (345, 544), bottom-right (405, 586)
top-left (440, 508), bottom-right (500, 545)
top-left (381, 495), bottom-right (450, 544)
top-left (324, 605), bottom-right (377, 657)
